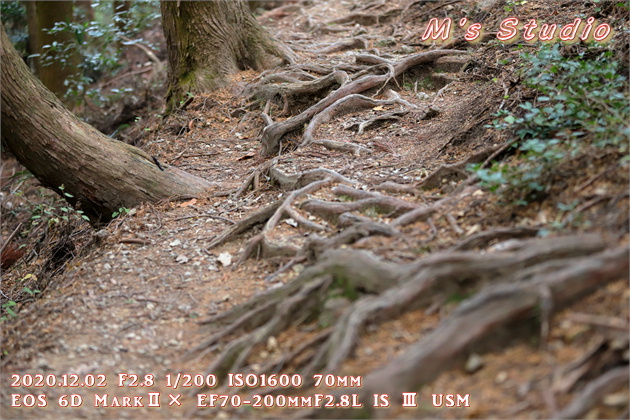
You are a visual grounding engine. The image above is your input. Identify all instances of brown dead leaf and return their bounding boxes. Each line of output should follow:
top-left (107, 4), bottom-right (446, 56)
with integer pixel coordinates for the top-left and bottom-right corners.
top-left (179, 198), bottom-right (198, 207)
top-left (237, 152), bottom-right (256, 161)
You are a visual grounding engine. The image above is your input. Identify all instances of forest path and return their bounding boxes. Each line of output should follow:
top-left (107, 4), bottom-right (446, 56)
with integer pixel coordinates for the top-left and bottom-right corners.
top-left (2, 1), bottom-right (628, 419)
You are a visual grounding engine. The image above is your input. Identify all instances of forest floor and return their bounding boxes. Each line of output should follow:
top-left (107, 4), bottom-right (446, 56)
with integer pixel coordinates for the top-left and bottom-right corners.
top-left (1, 1), bottom-right (629, 419)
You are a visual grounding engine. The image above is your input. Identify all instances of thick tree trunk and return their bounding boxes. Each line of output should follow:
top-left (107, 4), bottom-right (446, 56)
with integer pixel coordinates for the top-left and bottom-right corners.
top-left (26, 1), bottom-right (81, 107)
top-left (161, 0), bottom-right (295, 109)
top-left (1, 27), bottom-right (212, 223)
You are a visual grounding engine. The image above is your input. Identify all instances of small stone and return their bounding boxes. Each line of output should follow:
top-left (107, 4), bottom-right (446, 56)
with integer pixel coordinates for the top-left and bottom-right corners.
top-left (495, 371), bottom-right (508, 384)
top-left (175, 254), bottom-right (189, 264)
top-left (218, 252), bottom-right (232, 267)
top-left (267, 336), bottom-right (279, 352)
top-left (465, 353), bottom-right (484, 373)
top-left (603, 392), bottom-right (628, 407)
top-left (169, 239), bottom-right (181, 247)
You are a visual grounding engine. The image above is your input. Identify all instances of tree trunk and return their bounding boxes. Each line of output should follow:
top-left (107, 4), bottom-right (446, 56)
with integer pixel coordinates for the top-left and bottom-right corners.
top-left (26, 1), bottom-right (81, 107)
top-left (25, 1), bottom-right (40, 73)
top-left (1, 26), bottom-right (212, 223)
top-left (112, 1), bottom-right (131, 32)
top-left (161, 0), bottom-right (295, 109)
top-left (75, 0), bottom-right (95, 21)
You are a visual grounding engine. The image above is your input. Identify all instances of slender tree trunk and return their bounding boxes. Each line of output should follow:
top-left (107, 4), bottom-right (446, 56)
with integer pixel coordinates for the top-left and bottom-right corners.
top-left (25, 1), bottom-right (40, 73)
top-left (112, 1), bottom-right (131, 32)
top-left (26, 1), bottom-right (81, 107)
top-left (75, 0), bottom-right (95, 21)
top-left (161, 0), bottom-right (295, 109)
top-left (1, 27), bottom-right (212, 223)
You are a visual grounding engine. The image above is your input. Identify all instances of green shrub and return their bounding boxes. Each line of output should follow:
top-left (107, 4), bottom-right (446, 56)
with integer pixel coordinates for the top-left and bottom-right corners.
top-left (471, 44), bottom-right (629, 205)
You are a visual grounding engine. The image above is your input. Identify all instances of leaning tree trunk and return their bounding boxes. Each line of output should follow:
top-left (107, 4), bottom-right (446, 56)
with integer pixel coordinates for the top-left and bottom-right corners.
top-left (161, 0), bottom-right (295, 109)
top-left (1, 26), bottom-right (211, 223)
top-left (26, 1), bottom-right (81, 108)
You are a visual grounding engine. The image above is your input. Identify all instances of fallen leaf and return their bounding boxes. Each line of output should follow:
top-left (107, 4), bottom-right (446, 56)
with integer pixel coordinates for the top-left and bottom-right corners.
top-left (373, 105), bottom-right (385, 111)
top-left (237, 153), bottom-right (256, 161)
top-left (176, 254), bottom-right (189, 264)
top-left (179, 198), bottom-right (198, 207)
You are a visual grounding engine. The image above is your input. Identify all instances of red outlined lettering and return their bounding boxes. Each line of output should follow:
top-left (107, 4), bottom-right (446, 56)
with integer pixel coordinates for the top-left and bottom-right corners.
top-left (464, 23), bottom-right (483, 42)
top-left (421, 18), bottom-right (453, 41)
top-left (497, 18), bottom-right (519, 42)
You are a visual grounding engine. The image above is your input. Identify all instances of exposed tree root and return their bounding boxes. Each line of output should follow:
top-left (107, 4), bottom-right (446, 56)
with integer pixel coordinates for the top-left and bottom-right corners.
top-left (344, 109), bottom-right (407, 134)
top-left (556, 366), bottom-right (630, 419)
top-left (298, 220), bottom-right (399, 262)
top-left (243, 70), bottom-right (349, 109)
top-left (299, 245), bottom-right (628, 419)
top-left (233, 158), bottom-right (356, 198)
top-left (448, 226), bottom-right (540, 251)
top-left (263, 177), bottom-right (333, 232)
top-left (228, 167), bottom-right (366, 265)
top-left (204, 276), bottom-right (333, 381)
top-left (417, 143), bottom-right (507, 190)
top-left (390, 186), bottom-right (469, 227)
top-left (259, 49), bottom-right (467, 156)
top-left (206, 201), bottom-right (282, 250)
top-left (301, 194), bottom-right (419, 222)
top-left (313, 37), bottom-right (368, 54)
top-left (201, 234), bottom-right (615, 393)
top-left (301, 93), bottom-right (415, 152)
top-left (236, 233), bottom-right (299, 265)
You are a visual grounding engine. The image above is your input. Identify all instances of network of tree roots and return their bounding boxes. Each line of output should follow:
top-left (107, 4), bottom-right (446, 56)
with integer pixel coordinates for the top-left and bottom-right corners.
top-left (2, 1), bottom-right (628, 419)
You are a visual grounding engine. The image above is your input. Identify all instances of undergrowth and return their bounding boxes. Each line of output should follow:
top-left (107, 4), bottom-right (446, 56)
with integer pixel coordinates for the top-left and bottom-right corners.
top-left (471, 44), bottom-right (629, 205)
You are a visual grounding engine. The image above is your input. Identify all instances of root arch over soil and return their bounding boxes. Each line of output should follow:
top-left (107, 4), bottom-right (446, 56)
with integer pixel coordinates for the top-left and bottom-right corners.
top-left (254, 49), bottom-right (467, 156)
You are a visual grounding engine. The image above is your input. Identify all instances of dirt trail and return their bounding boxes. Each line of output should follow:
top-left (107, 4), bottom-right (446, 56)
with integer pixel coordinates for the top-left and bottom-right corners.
top-left (2, 1), bottom-right (628, 419)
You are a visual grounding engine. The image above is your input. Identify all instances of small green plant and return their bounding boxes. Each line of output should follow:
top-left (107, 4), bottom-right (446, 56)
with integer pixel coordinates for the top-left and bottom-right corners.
top-left (112, 207), bottom-right (131, 218)
top-left (1, 301), bottom-right (18, 323)
top-left (32, 1), bottom-right (160, 107)
top-left (471, 44), bottom-right (629, 205)
top-left (504, 0), bottom-right (527, 13)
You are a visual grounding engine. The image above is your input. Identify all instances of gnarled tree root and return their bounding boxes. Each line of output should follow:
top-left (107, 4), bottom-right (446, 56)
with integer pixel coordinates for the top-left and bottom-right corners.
top-left (299, 245), bottom-right (628, 419)
top-left (200, 234), bottom-right (614, 394)
top-left (301, 93), bottom-right (416, 154)
top-left (260, 49), bottom-right (467, 156)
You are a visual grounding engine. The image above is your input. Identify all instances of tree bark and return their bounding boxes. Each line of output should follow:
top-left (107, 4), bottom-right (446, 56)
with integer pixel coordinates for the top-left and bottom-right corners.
top-left (26, 1), bottom-right (81, 107)
top-left (112, 1), bottom-right (131, 32)
top-left (1, 26), bottom-right (212, 223)
top-left (161, 0), bottom-right (295, 109)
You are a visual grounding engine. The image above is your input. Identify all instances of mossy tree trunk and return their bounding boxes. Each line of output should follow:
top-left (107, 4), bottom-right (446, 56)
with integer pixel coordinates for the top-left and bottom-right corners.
top-left (26, 1), bottom-right (81, 107)
top-left (161, 0), bottom-right (295, 110)
top-left (1, 26), bottom-right (212, 223)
